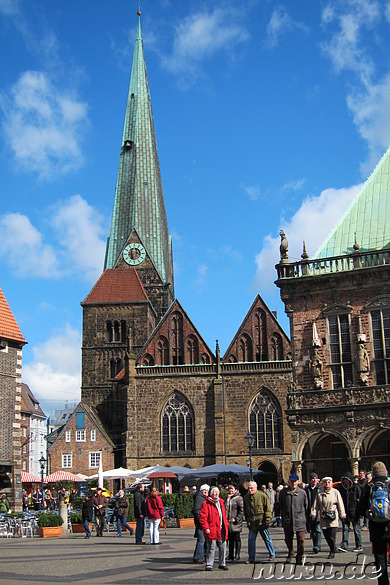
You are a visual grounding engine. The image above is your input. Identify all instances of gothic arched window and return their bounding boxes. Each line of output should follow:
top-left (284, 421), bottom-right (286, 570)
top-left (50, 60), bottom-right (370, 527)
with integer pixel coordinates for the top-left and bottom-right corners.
top-left (186, 335), bottom-right (199, 364)
top-left (270, 333), bottom-right (283, 360)
top-left (254, 309), bottom-right (268, 361)
top-left (106, 321), bottom-right (113, 342)
top-left (171, 312), bottom-right (184, 365)
top-left (156, 336), bottom-right (169, 365)
top-left (162, 393), bottom-right (194, 453)
top-left (239, 334), bottom-right (253, 362)
top-left (249, 389), bottom-right (282, 450)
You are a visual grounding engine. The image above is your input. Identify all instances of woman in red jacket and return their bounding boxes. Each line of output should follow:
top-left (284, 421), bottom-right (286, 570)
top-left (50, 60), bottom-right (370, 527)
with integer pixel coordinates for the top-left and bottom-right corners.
top-left (199, 486), bottom-right (229, 571)
top-left (146, 487), bottom-right (165, 544)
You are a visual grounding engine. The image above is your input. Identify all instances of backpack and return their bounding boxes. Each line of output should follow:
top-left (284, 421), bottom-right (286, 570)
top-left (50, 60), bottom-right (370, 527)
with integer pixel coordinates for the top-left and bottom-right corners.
top-left (369, 481), bottom-right (390, 522)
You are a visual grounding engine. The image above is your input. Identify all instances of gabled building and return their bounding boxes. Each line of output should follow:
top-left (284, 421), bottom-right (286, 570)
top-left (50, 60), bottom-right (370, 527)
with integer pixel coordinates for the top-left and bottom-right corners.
top-left (0, 284), bottom-right (26, 510)
top-left (80, 11), bottom-right (293, 484)
top-left (275, 145), bottom-right (390, 481)
top-left (47, 402), bottom-right (114, 477)
top-left (20, 383), bottom-right (46, 476)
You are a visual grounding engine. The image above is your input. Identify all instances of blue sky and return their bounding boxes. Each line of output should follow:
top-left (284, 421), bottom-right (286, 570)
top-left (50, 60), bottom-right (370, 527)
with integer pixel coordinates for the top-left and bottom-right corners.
top-left (1, 0), bottom-right (390, 417)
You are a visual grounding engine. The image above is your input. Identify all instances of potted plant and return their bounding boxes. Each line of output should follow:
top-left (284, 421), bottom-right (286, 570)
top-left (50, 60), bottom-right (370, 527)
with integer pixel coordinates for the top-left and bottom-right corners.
top-left (36, 512), bottom-right (64, 538)
top-left (174, 494), bottom-right (195, 528)
top-left (70, 512), bottom-right (92, 534)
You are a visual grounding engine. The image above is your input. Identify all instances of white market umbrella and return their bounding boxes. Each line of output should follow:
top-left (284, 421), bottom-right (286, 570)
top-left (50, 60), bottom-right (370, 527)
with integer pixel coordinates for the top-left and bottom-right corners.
top-left (98, 457), bottom-right (104, 488)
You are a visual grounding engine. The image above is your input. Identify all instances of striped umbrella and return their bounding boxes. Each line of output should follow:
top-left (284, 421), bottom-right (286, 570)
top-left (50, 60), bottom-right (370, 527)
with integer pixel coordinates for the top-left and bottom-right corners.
top-left (43, 470), bottom-right (81, 483)
top-left (21, 471), bottom-right (41, 483)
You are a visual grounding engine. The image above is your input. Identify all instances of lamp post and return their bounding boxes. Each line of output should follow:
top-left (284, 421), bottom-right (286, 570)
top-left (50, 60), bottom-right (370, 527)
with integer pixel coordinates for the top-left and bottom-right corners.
top-left (245, 432), bottom-right (255, 480)
top-left (39, 454), bottom-right (46, 507)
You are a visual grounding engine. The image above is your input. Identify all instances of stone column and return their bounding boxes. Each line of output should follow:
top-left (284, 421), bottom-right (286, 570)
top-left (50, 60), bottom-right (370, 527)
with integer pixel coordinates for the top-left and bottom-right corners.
top-left (59, 502), bottom-right (70, 537)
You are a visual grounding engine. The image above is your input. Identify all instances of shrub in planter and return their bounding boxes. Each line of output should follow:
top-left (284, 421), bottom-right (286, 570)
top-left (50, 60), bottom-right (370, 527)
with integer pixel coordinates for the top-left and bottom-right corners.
top-left (70, 512), bottom-right (83, 524)
top-left (161, 493), bottom-right (177, 509)
top-left (72, 497), bottom-right (85, 511)
top-left (36, 512), bottom-right (64, 527)
top-left (174, 494), bottom-right (193, 519)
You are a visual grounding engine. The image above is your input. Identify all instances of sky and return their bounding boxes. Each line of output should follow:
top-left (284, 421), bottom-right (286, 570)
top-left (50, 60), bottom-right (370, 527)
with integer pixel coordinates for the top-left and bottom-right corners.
top-left (1, 0), bottom-right (390, 418)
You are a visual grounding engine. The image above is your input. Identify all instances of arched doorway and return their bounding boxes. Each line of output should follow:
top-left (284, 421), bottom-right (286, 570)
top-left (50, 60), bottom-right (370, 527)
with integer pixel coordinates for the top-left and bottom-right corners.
top-left (257, 461), bottom-right (278, 488)
top-left (358, 428), bottom-right (390, 473)
top-left (302, 433), bottom-right (349, 482)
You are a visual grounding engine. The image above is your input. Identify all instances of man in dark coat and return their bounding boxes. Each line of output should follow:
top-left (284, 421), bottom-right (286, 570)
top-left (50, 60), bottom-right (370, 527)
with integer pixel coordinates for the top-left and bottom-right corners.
top-left (305, 472), bottom-right (322, 553)
top-left (82, 494), bottom-right (93, 539)
top-left (279, 473), bottom-right (308, 564)
top-left (192, 484), bottom-right (210, 563)
top-left (336, 471), bottom-right (362, 553)
top-left (134, 483), bottom-right (146, 544)
top-left (360, 461), bottom-right (390, 585)
top-left (92, 487), bottom-right (108, 537)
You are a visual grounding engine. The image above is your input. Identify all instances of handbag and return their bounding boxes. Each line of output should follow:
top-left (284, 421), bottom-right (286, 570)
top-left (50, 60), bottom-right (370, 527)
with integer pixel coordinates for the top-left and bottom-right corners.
top-left (321, 508), bottom-right (336, 521)
top-left (116, 508), bottom-right (124, 518)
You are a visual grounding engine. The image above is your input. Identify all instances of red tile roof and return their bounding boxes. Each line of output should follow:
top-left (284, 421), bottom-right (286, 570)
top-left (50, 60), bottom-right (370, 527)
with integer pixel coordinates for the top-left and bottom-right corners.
top-left (0, 285), bottom-right (26, 343)
top-left (82, 268), bottom-right (149, 305)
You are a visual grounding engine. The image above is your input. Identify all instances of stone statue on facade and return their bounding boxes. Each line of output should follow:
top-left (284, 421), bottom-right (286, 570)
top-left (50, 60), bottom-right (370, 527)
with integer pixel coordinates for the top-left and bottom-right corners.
top-left (310, 323), bottom-right (323, 389)
top-left (356, 317), bottom-right (370, 385)
top-left (279, 230), bottom-right (289, 263)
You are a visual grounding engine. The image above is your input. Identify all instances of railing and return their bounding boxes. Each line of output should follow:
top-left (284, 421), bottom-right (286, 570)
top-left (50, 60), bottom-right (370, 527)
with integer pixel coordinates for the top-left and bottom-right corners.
top-left (286, 384), bottom-right (390, 410)
top-left (276, 248), bottom-right (390, 280)
top-left (136, 360), bottom-right (292, 377)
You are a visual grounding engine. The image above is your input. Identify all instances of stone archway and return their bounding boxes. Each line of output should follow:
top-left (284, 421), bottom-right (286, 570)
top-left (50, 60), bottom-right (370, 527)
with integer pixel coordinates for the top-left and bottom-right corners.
top-left (257, 461), bottom-right (278, 488)
top-left (357, 427), bottom-right (390, 473)
top-left (301, 432), bottom-right (350, 482)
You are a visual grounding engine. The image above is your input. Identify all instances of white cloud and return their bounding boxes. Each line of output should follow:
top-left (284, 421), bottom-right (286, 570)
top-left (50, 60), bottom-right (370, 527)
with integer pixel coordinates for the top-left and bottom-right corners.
top-left (23, 324), bottom-right (81, 414)
top-left (0, 196), bottom-right (107, 281)
top-left (241, 183), bottom-right (261, 201)
top-left (0, 212), bottom-right (60, 277)
top-left (0, 71), bottom-right (88, 179)
top-left (253, 184), bottom-right (361, 293)
top-left (265, 5), bottom-right (309, 49)
top-left (51, 195), bottom-right (107, 281)
top-left (192, 263), bottom-right (208, 290)
top-left (161, 8), bottom-right (249, 87)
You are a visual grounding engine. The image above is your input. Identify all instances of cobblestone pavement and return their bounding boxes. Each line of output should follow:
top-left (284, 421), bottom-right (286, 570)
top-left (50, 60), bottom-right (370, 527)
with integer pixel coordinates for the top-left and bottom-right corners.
top-left (0, 526), bottom-right (382, 585)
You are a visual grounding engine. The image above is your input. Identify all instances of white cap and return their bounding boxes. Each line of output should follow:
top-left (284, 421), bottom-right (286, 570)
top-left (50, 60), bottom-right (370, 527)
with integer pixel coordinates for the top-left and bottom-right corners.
top-left (200, 484), bottom-right (210, 492)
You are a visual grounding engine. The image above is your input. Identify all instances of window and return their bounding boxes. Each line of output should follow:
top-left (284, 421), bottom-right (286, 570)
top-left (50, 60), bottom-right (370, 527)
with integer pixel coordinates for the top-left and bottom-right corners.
top-left (62, 454), bottom-right (72, 468)
top-left (371, 308), bottom-right (390, 384)
top-left (162, 393), bottom-right (194, 453)
top-left (171, 312), bottom-right (184, 365)
top-left (23, 428), bottom-right (26, 437)
top-left (328, 314), bottom-right (353, 388)
top-left (22, 444), bottom-right (26, 454)
top-left (76, 412), bottom-right (85, 429)
top-left (89, 452), bottom-right (101, 468)
top-left (91, 429), bottom-right (96, 442)
top-left (186, 335), bottom-right (199, 364)
top-left (75, 430), bottom-right (86, 442)
top-left (22, 461), bottom-right (26, 471)
top-left (65, 430), bottom-right (71, 443)
top-left (239, 334), bottom-right (253, 362)
top-left (249, 389), bottom-right (283, 450)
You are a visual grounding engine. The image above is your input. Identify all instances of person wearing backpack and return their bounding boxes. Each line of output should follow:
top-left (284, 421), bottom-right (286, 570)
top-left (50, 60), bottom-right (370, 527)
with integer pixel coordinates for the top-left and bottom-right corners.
top-left (360, 461), bottom-right (390, 585)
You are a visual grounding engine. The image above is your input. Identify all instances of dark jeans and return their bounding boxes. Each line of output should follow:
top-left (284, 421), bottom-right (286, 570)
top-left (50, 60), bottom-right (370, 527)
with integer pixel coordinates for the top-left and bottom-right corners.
top-left (308, 518), bottom-right (322, 551)
top-left (193, 525), bottom-right (206, 562)
top-left (135, 517), bottom-right (145, 543)
top-left (84, 519), bottom-right (91, 537)
top-left (372, 539), bottom-right (389, 585)
top-left (228, 531), bottom-right (241, 559)
top-left (322, 527), bottom-right (337, 553)
top-left (284, 529), bottom-right (305, 560)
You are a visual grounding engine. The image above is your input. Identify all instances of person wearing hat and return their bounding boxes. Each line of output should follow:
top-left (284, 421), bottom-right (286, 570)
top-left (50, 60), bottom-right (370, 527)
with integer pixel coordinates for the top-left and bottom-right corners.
top-left (359, 461), bottom-right (390, 585)
top-left (192, 484), bottom-right (210, 564)
top-left (92, 487), bottom-right (108, 537)
top-left (305, 473), bottom-right (322, 554)
top-left (311, 476), bottom-right (345, 559)
top-left (336, 472), bottom-right (362, 553)
top-left (279, 473), bottom-right (309, 564)
top-left (183, 486), bottom-right (191, 494)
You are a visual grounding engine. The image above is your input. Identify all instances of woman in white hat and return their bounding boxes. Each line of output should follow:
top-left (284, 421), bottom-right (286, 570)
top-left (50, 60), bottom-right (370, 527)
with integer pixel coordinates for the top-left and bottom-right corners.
top-left (311, 476), bottom-right (345, 558)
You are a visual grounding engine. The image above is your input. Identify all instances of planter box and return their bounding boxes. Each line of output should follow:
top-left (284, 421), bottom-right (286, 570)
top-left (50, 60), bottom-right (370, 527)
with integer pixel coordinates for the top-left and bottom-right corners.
top-left (72, 523), bottom-right (92, 534)
top-left (176, 518), bottom-right (195, 528)
top-left (38, 526), bottom-right (63, 538)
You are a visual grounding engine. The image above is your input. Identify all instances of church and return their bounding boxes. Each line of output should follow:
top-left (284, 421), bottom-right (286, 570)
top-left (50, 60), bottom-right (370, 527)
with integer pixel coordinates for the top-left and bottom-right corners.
top-left (80, 12), bottom-right (292, 482)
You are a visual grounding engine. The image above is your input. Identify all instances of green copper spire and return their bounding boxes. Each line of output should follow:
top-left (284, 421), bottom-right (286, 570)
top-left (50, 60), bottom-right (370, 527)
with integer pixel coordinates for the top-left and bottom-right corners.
top-left (104, 15), bottom-right (172, 288)
top-left (314, 145), bottom-right (390, 259)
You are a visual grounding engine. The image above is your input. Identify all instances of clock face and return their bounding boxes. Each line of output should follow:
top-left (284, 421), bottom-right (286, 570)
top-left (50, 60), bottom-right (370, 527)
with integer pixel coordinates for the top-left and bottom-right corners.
top-left (123, 243), bottom-right (146, 266)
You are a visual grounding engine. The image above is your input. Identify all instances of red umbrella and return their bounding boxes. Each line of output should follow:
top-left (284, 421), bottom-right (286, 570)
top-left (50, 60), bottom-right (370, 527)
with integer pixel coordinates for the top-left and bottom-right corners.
top-left (44, 470), bottom-right (80, 483)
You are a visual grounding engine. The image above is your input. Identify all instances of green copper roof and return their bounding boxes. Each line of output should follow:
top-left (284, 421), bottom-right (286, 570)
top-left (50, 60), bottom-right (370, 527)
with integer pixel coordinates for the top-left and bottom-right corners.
top-left (104, 17), bottom-right (172, 284)
top-left (314, 145), bottom-right (390, 259)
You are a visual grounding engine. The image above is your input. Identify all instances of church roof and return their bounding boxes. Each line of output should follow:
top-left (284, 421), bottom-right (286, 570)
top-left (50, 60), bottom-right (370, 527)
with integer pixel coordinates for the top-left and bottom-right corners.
top-left (81, 268), bottom-right (149, 305)
top-left (0, 285), bottom-right (26, 344)
top-left (315, 145), bottom-right (390, 259)
top-left (104, 16), bottom-right (172, 287)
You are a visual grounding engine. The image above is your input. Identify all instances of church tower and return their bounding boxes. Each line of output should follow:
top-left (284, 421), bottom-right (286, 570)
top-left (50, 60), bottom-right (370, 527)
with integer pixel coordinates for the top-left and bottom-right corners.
top-left (81, 11), bottom-right (173, 437)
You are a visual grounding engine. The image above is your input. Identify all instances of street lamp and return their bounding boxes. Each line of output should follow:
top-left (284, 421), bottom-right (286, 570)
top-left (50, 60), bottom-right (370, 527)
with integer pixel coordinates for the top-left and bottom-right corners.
top-left (245, 432), bottom-right (255, 480)
top-left (39, 454), bottom-right (46, 506)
